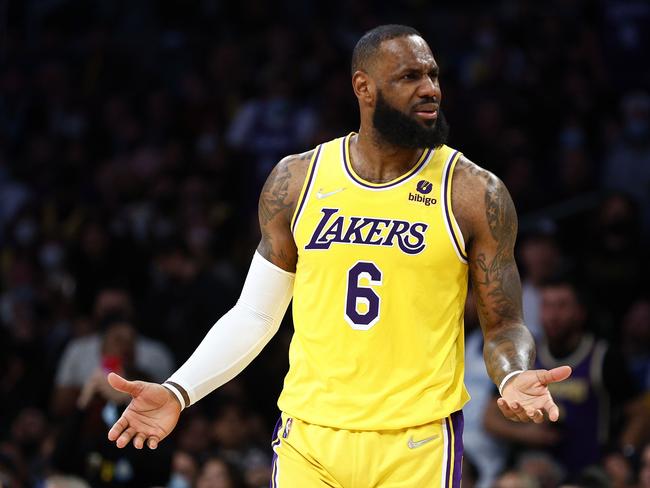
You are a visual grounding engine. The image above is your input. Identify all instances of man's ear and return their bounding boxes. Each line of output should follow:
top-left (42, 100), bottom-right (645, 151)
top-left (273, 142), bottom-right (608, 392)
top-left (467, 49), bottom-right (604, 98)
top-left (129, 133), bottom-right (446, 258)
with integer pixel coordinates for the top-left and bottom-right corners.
top-left (352, 70), bottom-right (375, 106)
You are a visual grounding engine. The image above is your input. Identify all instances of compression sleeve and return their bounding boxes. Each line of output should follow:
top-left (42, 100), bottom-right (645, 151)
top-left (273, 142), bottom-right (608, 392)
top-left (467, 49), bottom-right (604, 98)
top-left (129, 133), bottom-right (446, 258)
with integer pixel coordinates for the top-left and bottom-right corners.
top-left (163, 251), bottom-right (294, 408)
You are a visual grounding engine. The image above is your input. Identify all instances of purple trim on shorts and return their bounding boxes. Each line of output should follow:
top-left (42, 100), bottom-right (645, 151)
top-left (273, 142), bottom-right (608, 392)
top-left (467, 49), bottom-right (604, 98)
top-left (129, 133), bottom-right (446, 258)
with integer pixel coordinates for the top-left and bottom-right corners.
top-left (270, 416), bottom-right (282, 488)
top-left (291, 145), bottom-right (322, 234)
top-left (451, 410), bottom-right (464, 488)
top-left (342, 135), bottom-right (433, 189)
top-left (270, 457), bottom-right (278, 488)
top-left (442, 151), bottom-right (468, 261)
top-left (444, 417), bottom-right (452, 487)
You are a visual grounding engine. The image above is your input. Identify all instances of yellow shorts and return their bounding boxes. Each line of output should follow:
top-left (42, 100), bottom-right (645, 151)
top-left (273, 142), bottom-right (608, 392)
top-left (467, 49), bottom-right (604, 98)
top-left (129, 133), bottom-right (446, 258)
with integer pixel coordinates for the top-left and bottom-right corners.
top-left (269, 411), bottom-right (463, 487)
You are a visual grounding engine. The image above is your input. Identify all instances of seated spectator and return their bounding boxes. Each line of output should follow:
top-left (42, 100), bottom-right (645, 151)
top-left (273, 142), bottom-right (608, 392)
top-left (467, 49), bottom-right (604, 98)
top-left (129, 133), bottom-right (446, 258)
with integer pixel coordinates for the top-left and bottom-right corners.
top-left (602, 450), bottom-right (635, 488)
top-left (168, 450), bottom-right (199, 488)
top-left (52, 288), bottom-right (174, 416)
top-left (49, 317), bottom-right (172, 487)
top-left (485, 277), bottom-right (646, 480)
top-left (6, 407), bottom-right (48, 484)
top-left (175, 412), bottom-right (212, 458)
top-left (209, 400), bottom-right (272, 488)
top-left (518, 231), bottom-right (563, 340)
top-left (195, 456), bottom-right (245, 488)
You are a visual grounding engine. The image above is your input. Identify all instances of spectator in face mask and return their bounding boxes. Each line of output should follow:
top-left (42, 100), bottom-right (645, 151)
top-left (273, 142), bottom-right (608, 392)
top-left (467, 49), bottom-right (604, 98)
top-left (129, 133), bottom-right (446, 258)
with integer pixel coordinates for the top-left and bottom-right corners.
top-left (49, 315), bottom-right (173, 487)
top-left (51, 287), bottom-right (174, 416)
top-left (167, 450), bottom-right (199, 488)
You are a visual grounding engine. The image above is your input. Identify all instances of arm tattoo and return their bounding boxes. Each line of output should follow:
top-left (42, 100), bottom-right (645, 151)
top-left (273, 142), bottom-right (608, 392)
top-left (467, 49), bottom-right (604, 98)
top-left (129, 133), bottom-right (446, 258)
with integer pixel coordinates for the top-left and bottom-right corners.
top-left (259, 162), bottom-right (292, 226)
top-left (258, 225), bottom-right (292, 266)
top-left (472, 177), bottom-right (520, 322)
top-left (464, 164), bottom-right (534, 384)
top-left (256, 151), bottom-right (312, 269)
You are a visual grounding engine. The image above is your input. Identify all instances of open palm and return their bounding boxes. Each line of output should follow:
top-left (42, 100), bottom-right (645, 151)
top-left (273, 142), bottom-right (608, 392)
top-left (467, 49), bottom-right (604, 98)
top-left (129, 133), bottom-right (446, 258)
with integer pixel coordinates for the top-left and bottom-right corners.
top-left (107, 372), bottom-right (182, 449)
top-left (497, 366), bottom-right (572, 423)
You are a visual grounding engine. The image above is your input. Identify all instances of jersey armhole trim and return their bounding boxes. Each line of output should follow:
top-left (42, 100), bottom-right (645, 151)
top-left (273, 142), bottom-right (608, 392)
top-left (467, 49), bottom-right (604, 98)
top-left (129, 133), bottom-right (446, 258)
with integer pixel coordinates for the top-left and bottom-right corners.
top-left (442, 151), bottom-right (468, 264)
top-left (290, 145), bottom-right (323, 234)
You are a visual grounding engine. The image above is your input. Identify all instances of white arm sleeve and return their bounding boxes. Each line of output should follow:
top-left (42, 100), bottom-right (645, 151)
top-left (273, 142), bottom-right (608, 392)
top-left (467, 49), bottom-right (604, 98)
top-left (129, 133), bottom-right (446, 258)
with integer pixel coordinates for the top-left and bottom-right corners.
top-left (163, 251), bottom-right (294, 408)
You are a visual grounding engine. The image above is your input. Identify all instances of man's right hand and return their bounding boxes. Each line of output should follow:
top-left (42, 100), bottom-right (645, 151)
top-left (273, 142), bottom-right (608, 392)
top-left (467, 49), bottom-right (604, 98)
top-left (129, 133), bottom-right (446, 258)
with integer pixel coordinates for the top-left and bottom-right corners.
top-left (107, 372), bottom-right (182, 449)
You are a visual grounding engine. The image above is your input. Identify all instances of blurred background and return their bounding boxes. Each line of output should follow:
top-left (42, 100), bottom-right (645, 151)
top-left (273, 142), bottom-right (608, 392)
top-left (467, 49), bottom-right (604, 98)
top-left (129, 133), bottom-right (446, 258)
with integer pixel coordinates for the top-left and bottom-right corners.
top-left (0, 0), bottom-right (649, 487)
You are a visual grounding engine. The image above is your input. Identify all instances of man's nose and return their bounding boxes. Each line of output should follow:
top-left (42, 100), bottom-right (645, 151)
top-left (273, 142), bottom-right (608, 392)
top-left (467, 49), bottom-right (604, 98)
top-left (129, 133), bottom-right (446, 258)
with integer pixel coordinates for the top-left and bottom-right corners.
top-left (417, 76), bottom-right (440, 99)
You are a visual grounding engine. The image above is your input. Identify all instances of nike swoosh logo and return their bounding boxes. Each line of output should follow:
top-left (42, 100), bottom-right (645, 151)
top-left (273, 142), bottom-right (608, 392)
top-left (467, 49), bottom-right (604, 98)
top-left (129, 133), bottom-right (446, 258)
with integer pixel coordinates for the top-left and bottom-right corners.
top-left (316, 188), bottom-right (346, 199)
top-left (407, 434), bottom-right (439, 449)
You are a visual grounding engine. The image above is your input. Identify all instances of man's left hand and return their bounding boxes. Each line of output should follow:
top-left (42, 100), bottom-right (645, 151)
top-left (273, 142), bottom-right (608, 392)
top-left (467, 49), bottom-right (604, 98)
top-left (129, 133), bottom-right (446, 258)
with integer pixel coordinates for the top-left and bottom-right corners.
top-left (497, 366), bottom-right (572, 423)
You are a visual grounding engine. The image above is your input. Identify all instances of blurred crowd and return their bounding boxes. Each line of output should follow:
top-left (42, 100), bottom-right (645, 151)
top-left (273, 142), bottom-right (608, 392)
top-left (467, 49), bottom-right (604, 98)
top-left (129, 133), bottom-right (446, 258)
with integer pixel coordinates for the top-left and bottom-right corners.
top-left (0, 0), bottom-right (649, 487)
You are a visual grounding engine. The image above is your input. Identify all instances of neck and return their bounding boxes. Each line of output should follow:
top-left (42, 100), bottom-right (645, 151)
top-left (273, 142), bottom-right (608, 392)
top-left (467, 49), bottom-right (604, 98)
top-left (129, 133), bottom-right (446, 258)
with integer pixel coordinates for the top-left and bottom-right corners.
top-left (351, 126), bottom-right (424, 183)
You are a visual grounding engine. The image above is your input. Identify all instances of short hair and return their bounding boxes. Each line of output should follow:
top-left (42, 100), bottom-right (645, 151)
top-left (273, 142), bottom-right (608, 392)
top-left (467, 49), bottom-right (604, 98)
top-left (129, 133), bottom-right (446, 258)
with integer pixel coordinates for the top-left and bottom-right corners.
top-left (540, 274), bottom-right (588, 307)
top-left (351, 24), bottom-right (423, 76)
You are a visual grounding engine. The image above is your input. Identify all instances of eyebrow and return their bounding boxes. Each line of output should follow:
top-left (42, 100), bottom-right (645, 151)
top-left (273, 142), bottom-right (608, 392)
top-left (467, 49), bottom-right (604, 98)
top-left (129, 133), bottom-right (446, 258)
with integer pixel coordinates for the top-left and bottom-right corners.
top-left (396, 64), bottom-right (439, 75)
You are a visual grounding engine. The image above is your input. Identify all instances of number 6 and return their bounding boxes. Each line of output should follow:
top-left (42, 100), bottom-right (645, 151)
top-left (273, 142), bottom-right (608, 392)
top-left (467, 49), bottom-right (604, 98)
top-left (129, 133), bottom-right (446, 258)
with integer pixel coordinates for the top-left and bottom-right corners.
top-left (345, 261), bottom-right (383, 330)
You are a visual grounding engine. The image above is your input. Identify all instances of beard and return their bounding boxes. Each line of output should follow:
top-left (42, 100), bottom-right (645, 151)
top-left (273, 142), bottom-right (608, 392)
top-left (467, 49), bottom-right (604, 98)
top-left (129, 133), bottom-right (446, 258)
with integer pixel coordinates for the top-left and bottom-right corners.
top-left (372, 90), bottom-right (449, 149)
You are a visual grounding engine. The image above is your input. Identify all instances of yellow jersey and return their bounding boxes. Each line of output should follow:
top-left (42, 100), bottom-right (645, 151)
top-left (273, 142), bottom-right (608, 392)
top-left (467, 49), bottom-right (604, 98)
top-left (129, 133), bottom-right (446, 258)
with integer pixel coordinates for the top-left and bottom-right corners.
top-left (278, 133), bottom-right (470, 430)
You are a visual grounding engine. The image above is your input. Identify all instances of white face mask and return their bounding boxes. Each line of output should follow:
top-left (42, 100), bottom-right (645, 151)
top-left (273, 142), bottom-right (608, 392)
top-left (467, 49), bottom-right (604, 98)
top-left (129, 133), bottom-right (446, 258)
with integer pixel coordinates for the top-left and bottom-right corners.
top-left (168, 473), bottom-right (192, 488)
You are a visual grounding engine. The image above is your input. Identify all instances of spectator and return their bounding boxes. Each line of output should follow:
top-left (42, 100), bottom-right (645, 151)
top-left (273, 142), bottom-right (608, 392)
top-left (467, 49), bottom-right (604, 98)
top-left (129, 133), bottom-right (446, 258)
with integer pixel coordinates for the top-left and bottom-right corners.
top-left (209, 400), bottom-right (272, 488)
top-left (195, 456), bottom-right (245, 488)
top-left (226, 71), bottom-right (317, 194)
top-left (602, 91), bottom-right (650, 234)
top-left (518, 231), bottom-right (564, 339)
top-left (142, 239), bottom-right (234, 362)
top-left (49, 316), bottom-right (172, 487)
top-left (168, 450), bottom-right (199, 488)
top-left (486, 277), bottom-right (646, 480)
top-left (52, 289), bottom-right (174, 416)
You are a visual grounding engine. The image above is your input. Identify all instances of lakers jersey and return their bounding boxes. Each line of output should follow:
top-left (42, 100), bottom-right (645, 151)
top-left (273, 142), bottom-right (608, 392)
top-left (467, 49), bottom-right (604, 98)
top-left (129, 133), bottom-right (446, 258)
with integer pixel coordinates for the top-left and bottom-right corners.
top-left (278, 133), bottom-right (470, 430)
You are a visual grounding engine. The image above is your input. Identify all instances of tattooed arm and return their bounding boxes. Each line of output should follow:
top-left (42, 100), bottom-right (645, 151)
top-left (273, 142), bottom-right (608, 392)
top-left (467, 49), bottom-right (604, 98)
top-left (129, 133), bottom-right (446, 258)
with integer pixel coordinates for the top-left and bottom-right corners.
top-left (453, 156), bottom-right (571, 423)
top-left (453, 156), bottom-right (533, 384)
top-left (257, 150), bottom-right (313, 271)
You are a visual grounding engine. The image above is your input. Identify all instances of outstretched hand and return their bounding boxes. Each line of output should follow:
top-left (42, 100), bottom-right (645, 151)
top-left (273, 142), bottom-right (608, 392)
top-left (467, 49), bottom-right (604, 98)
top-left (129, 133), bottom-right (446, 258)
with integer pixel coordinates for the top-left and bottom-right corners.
top-left (106, 372), bottom-right (182, 449)
top-left (497, 366), bottom-right (572, 423)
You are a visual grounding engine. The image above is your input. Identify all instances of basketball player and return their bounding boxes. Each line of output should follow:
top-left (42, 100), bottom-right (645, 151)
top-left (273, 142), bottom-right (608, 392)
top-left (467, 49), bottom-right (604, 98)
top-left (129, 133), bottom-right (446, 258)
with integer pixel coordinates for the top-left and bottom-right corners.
top-left (107, 25), bottom-right (572, 486)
